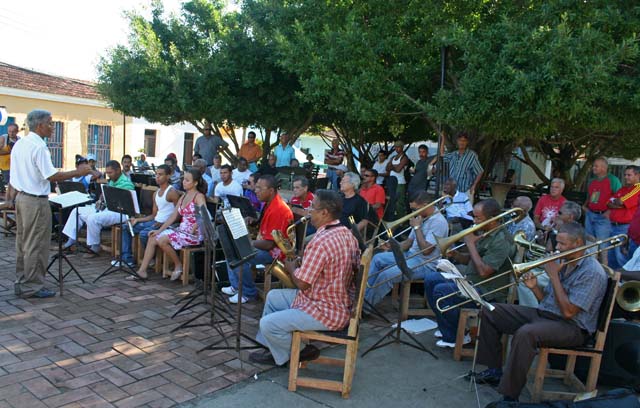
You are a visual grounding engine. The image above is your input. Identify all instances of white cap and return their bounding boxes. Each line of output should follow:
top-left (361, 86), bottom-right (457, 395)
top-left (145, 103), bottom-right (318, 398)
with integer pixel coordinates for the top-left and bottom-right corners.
top-left (86, 153), bottom-right (97, 161)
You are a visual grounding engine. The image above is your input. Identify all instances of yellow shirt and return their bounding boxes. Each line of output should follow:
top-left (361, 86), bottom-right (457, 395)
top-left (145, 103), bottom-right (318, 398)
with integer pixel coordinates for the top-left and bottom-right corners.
top-left (0, 138), bottom-right (10, 170)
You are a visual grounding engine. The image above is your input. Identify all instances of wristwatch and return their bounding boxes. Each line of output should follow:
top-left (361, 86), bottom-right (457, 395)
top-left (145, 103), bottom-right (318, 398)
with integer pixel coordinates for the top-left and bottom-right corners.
top-left (413, 225), bottom-right (420, 231)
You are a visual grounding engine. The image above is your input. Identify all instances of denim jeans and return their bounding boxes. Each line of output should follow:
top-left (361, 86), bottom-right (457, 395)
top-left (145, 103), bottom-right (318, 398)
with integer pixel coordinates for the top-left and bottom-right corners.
top-left (227, 249), bottom-right (274, 299)
top-left (608, 223), bottom-right (630, 270)
top-left (625, 239), bottom-right (640, 270)
top-left (364, 251), bottom-right (438, 306)
top-left (584, 210), bottom-right (611, 243)
top-left (424, 272), bottom-right (473, 343)
top-left (121, 220), bottom-right (157, 264)
top-left (255, 289), bottom-right (328, 365)
top-left (326, 168), bottom-right (339, 191)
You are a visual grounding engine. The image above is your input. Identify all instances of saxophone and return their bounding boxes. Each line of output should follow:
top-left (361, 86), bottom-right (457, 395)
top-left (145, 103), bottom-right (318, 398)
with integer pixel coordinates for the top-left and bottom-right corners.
top-left (269, 215), bottom-right (310, 288)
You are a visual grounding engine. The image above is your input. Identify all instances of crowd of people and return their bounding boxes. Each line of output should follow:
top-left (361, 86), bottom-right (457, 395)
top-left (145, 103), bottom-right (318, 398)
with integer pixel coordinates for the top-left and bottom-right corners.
top-left (3, 109), bottom-right (640, 406)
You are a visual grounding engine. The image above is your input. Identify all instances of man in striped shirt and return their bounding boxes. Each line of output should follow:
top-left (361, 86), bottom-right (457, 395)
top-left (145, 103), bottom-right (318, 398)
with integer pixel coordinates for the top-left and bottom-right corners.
top-left (250, 190), bottom-right (361, 366)
top-left (607, 165), bottom-right (640, 269)
top-left (439, 133), bottom-right (484, 203)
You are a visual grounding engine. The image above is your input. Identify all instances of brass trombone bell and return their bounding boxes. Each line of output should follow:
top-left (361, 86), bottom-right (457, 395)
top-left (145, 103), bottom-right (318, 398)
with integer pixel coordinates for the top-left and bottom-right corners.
top-left (616, 281), bottom-right (640, 312)
top-left (513, 230), bottom-right (547, 258)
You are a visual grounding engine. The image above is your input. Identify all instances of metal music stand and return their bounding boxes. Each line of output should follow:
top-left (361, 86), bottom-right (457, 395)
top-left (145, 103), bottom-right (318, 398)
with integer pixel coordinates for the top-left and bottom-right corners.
top-left (93, 186), bottom-right (143, 282)
top-left (48, 191), bottom-right (94, 295)
top-left (361, 237), bottom-right (438, 358)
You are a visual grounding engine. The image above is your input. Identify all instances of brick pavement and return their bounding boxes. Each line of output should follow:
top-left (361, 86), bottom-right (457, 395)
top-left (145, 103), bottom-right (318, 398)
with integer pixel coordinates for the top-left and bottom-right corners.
top-left (0, 230), bottom-right (275, 408)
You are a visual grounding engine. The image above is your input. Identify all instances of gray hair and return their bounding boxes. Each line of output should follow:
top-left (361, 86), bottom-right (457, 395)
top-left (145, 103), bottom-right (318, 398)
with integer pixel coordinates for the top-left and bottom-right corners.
top-left (26, 109), bottom-right (51, 131)
top-left (558, 221), bottom-right (586, 244)
top-left (343, 172), bottom-right (360, 190)
top-left (561, 201), bottom-right (582, 221)
top-left (194, 159), bottom-right (207, 169)
top-left (292, 176), bottom-right (309, 188)
top-left (513, 196), bottom-right (533, 212)
top-left (550, 178), bottom-right (565, 189)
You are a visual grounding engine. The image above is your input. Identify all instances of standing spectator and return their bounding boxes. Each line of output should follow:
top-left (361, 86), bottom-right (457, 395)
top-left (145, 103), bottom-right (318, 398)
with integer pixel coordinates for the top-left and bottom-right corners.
top-left (607, 165), bottom-right (640, 269)
top-left (372, 150), bottom-right (390, 185)
top-left (407, 144), bottom-right (430, 201)
top-left (274, 133), bottom-right (295, 168)
top-left (0, 123), bottom-right (20, 209)
top-left (583, 157), bottom-right (621, 264)
top-left (193, 159), bottom-right (214, 197)
top-left (12, 110), bottom-right (91, 298)
top-left (232, 157), bottom-right (252, 186)
top-left (439, 132), bottom-right (484, 203)
top-left (387, 141), bottom-right (410, 218)
top-left (214, 164), bottom-right (243, 207)
top-left (533, 178), bottom-right (566, 232)
top-left (239, 131), bottom-right (262, 172)
top-left (324, 139), bottom-right (345, 191)
top-left (194, 125), bottom-right (228, 166)
top-left (359, 169), bottom-right (385, 221)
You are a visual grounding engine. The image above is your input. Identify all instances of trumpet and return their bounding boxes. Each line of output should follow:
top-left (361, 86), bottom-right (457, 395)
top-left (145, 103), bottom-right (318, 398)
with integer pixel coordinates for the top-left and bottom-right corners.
top-left (435, 234), bottom-right (628, 313)
top-left (270, 215), bottom-right (311, 288)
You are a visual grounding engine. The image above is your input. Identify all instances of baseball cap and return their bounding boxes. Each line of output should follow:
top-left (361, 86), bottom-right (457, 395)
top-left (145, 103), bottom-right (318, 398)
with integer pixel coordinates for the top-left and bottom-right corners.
top-left (86, 153), bottom-right (97, 161)
top-left (393, 140), bottom-right (404, 147)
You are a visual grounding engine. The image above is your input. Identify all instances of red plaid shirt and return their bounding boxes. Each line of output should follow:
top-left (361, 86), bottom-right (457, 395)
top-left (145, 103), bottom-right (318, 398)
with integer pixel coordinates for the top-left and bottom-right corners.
top-left (291, 220), bottom-right (360, 330)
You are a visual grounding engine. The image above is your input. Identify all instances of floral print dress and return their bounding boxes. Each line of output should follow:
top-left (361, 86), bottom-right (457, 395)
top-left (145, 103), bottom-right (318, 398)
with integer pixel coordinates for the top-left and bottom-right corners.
top-left (158, 197), bottom-right (202, 250)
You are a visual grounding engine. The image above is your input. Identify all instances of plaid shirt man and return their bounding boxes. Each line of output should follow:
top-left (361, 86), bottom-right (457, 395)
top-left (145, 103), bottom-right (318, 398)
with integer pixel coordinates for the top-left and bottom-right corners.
top-left (443, 149), bottom-right (483, 192)
top-left (291, 220), bottom-right (360, 330)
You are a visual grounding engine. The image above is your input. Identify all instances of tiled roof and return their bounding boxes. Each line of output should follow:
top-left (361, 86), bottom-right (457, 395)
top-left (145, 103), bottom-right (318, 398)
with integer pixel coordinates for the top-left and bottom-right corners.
top-left (0, 61), bottom-right (102, 100)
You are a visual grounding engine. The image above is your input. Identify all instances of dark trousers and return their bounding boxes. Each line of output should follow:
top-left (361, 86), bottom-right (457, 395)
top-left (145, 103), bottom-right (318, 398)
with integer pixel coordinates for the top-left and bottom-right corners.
top-left (477, 304), bottom-right (587, 399)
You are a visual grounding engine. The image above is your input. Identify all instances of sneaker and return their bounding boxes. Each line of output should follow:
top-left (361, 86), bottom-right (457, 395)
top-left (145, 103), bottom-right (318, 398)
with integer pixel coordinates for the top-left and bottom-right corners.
top-left (435, 334), bottom-right (471, 349)
top-left (249, 350), bottom-right (277, 366)
top-left (221, 286), bottom-right (238, 296)
top-left (229, 294), bottom-right (248, 304)
top-left (111, 260), bottom-right (135, 268)
top-left (170, 269), bottom-right (183, 281)
top-left (467, 367), bottom-right (503, 386)
top-left (30, 288), bottom-right (56, 298)
top-left (63, 239), bottom-right (76, 249)
top-left (434, 329), bottom-right (443, 338)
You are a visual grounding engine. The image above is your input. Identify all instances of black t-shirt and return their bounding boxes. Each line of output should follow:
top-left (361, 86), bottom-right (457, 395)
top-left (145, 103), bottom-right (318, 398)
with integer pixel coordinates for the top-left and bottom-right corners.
top-left (340, 194), bottom-right (369, 227)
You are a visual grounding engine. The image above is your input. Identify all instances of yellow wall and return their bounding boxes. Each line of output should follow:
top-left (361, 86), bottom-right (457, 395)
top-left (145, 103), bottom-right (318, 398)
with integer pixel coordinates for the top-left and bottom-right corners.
top-left (2, 94), bottom-right (132, 169)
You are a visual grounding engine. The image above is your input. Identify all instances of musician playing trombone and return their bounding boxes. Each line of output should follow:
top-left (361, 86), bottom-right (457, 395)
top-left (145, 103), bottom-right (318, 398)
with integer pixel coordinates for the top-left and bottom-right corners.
top-left (425, 198), bottom-right (514, 348)
top-left (476, 222), bottom-right (607, 406)
top-left (363, 191), bottom-right (448, 307)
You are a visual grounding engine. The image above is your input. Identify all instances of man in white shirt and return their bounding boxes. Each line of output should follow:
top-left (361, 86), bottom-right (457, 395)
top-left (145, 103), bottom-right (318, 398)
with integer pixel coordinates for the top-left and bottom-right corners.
top-left (232, 157), bottom-right (252, 187)
top-left (372, 150), bottom-right (390, 185)
top-left (214, 164), bottom-right (243, 207)
top-left (443, 178), bottom-right (473, 232)
top-left (209, 154), bottom-right (222, 188)
top-left (11, 110), bottom-right (92, 298)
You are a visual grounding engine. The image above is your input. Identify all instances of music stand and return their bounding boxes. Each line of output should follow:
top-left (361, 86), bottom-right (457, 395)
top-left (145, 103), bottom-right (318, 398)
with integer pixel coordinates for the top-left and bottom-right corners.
top-left (93, 186), bottom-right (142, 282)
top-left (227, 194), bottom-right (258, 219)
top-left (48, 191), bottom-right (93, 295)
top-left (361, 238), bottom-right (438, 358)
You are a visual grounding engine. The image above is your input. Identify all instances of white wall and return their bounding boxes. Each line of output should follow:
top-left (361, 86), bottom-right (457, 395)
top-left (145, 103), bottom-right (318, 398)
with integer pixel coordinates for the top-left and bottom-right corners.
top-left (127, 118), bottom-right (199, 167)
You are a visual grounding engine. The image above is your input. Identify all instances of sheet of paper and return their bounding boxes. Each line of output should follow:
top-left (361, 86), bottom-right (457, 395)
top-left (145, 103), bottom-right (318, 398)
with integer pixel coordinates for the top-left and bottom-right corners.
top-left (391, 318), bottom-right (438, 334)
top-left (49, 191), bottom-right (93, 208)
top-left (222, 207), bottom-right (249, 239)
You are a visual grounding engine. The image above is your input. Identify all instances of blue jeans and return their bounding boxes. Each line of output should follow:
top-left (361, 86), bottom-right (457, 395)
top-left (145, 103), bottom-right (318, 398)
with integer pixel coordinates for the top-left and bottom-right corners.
top-left (608, 223), bottom-right (630, 270)
top-left (326, 168), bottom-right (339, 191)
top-left (364, 251), bottom-right (438, 306)
top-left (256, 289), bottom-right (328, 365)
top-left (625, 239), bottom-right (640, 270)
top-left (585, 210), bottom-right (611, 243)
top-left (424, 272), bottom-right (471, 343)
top-left (121, 220), bottom-right (157, 264)
top-left (227, 249), bottom-right (274, 299)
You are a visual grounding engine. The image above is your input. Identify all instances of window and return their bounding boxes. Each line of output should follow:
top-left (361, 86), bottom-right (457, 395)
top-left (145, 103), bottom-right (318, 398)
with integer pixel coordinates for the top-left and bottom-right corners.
top-left (87, 124), bottom-right (111, 168)
top-left (183, 132), bottom-right (194, 166)
top-left (47, 121), bottom-right (64, 168)
top-left (144, 129), bottom-right (157, 157)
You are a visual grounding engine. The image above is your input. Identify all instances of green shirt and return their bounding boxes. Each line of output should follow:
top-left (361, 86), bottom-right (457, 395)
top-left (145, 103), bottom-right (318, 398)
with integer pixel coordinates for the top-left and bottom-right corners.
top-left (463, 228), bottom-right (514, 302)
top-left (108, 174), bottom-right (135, 190)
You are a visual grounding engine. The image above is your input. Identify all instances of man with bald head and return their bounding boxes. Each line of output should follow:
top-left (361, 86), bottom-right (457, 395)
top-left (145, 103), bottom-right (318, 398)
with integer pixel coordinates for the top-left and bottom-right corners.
top-left (507, 196), bottom-right (536, 241)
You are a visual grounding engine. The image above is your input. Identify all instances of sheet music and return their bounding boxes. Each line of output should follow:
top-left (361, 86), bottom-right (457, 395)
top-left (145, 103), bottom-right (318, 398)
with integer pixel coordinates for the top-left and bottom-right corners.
top-left (49, 191), bottom-right (93, 208)
top-left (222, 207), bottom-right (249, 239)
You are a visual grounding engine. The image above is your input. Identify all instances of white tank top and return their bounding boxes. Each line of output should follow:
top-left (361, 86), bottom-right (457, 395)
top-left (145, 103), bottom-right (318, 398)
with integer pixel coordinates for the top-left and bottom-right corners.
top-left (155, 186), bottom-right (174, 223)
top-left (390, 154), bottom-right (406, 185)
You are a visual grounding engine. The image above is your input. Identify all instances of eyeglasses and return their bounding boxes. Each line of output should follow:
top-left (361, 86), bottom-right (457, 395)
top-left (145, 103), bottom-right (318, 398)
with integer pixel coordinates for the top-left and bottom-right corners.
top-left (364, 174), bottom-right (374, 178)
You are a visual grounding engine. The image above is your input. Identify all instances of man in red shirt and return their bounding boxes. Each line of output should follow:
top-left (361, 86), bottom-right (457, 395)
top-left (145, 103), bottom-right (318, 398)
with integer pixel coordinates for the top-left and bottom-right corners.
top-left (288, 176), bottom-right (314, 216)
top-left (249, 190), bottom-right (361, 366)
top-left (359, 169), bottom-right (385, 221)
top-left (607, 165), bottom-right (640, 269)
top-left (583, 157), bottom-right (621, 264)
top-left (533, 178), bottom-right (566, 231)
top-left (222, 174), bottom-right (293, 303)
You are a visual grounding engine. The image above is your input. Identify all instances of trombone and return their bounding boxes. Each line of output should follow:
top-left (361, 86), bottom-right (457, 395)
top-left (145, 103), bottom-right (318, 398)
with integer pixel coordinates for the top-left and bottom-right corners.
top-left (435, 234), bottom-right (628, 313)
top-left (367, 207), bottom-right (525, 288)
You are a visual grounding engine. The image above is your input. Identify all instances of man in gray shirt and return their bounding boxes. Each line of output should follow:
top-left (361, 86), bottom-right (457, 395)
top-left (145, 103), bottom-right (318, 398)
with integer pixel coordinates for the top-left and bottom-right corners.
top-left (194, 126), bottom-right (228, 166)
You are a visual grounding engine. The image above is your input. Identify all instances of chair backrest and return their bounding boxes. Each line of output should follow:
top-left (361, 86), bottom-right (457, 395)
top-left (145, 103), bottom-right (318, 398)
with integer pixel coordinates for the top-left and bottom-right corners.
top-left (140, 185), bottom-right (159, 215)
top-left (347, 246), bottom-right (373, 338)
top-left (593, 269), bottom-right (620, 351)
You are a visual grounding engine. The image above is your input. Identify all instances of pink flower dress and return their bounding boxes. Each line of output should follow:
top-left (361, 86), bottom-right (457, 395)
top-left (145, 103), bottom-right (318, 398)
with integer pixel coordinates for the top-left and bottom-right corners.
top-left (158, 198), bottom-right (202, 250)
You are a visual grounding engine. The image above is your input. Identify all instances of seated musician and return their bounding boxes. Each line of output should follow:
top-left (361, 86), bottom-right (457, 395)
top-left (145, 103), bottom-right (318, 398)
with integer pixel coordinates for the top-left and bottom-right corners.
top-left (249, 190), bottom-right (361, 366)
top-left (340, 172), bottom-right (372, 233)
top-left (442, 178), bottom-right (473, 232)
top-left (119, 165), bottom-right (180, 267)
top-left (70, 155), bottom-right (101, 191)
top-left (506, 196), bottom-right (536, 241)
top-left (424, 198), bottom-right (514, 348)
top-left (221, 174), bottom-right (293, 303)
top-left (288, 176), bottom-right (314, 216)
top-left (476, 222), bottom-right (608, 406)
top-left (364, 191), bottom-right (449, 306)
top-left (213, 164), bottom-right (243, 208)
top-left (136, 169), bottom-right (207, 281)
top-left (243, 173), bottom-right (263, 211)
top-left (62, 160), bottom-right (135, 256)
top-left (359, 169), bottom-right (386, 221)
top-left (164, 156), bottom-right (182, 190)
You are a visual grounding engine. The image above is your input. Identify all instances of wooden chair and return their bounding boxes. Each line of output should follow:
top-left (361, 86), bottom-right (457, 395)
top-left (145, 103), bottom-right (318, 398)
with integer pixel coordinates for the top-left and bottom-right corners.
top-left (288, 246), bottom-right (373, 399)
top-left (136, 238), bottom-right (163, 274)
top-left (391, 280), bottom-right (435, 321)
top-left (527, 271), bottom-right (620, 402)
top-left (1, 208), bottom-right (16, 236)
top-left (162, 245), bottom-right (205, 286)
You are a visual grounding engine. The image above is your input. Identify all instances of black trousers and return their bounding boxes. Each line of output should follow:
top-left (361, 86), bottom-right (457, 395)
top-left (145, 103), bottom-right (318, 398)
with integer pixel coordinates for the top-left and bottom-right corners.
top-left (477, 304), bottom-right (587, 399)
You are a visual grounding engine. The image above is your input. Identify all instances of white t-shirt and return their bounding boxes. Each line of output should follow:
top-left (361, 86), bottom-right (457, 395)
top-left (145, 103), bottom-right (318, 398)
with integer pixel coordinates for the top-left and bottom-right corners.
top-left (10, 132), bottom-right (57, 196)
top-left (372, 159), bottom-right (389, 185)
top-left (214, 180), bottom-right (243, 207)
top-left (232, 168), bottom-right (251, 186)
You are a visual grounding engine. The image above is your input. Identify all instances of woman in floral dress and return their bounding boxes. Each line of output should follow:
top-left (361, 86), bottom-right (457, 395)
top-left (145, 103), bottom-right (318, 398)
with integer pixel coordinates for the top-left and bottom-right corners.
top-left (136, 169), bottom-right (207, 281)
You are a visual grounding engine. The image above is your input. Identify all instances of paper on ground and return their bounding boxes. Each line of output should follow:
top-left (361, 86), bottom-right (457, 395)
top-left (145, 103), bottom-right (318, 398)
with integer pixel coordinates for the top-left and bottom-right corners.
top-left (391, 318), bottom-right (438, 334)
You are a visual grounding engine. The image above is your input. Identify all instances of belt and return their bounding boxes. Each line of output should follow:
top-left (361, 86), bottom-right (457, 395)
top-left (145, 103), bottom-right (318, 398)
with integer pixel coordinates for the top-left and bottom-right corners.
top-left (589, 209), bottom-right (607, 214)
top-left (19, 191), bottom-right (48, 199)
top-left (611, 222), bottom-right (629, 227)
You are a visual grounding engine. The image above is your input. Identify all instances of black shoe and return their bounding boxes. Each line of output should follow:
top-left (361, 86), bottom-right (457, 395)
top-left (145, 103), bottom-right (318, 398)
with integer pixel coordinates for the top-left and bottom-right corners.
top-left (484, 396), bottom-right (518, 408)
top-left (467, 368), bottom-right (502, 386)
top-left (30, 288), bottom-right (57, 298)
top-left (299, 345), bottom-right (320, 362)
top-left (249, 350), bottom-right (277, 366)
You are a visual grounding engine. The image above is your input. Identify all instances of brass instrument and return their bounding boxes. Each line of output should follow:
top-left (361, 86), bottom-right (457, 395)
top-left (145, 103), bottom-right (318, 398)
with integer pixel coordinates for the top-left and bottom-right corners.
top-left (270, 215), bottom-right (310, 288)
top-left (266, 259), bottom-right (296, 289)
top-left (435, 234), bottom-right (628, 313)
top-left (616, 281), bottom-right (640, 312)
top-left (513, 230), bottom-right (547, 259)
